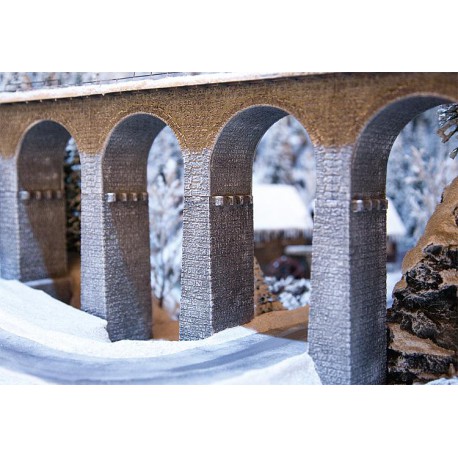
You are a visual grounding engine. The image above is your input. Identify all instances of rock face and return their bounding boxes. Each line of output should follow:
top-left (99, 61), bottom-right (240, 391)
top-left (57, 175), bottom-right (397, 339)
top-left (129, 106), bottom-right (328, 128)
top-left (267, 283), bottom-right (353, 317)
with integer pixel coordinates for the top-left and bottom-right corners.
top-left (254, 258), bottom-right (285, 316)
top-left (387, 177), bottom-right (458, 384)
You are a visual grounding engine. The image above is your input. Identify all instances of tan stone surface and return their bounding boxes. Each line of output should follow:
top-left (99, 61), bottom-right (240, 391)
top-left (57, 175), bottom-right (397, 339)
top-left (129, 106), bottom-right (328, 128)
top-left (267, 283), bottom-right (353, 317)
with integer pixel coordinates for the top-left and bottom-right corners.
top-left (244, 305), bottom-right (309, 335)
top-left (388, 323), bottom-right (455, 358)
top-left (153, 304), bottom-right (309, 342)
top-left (402, 176), bottom-right (458, 274)
top-left (1, 73), bottom-right (457, 158)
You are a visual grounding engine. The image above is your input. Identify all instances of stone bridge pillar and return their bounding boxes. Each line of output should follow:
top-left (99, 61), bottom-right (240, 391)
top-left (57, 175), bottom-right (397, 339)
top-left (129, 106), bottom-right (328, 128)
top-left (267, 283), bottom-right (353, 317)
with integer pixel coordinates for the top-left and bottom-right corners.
top-left (80, 114), bottom-right (164, 342)
top-left (179, 148), bottom-right (220, 340)
top-left (0, 156), bottom-right (22, 279)
top-left (309, 144), bottom-right (390, 385)
top-left (0, 122), bottom-right (71, 302)
top-left (308, 145), bottom-right (356, 384)
top-left (180, 188), bottom-right (255, 340)
top-left (180, 106), bottom-right (287, 340)
top-left (210, 194), bottom-right (255, 333)
top-left (309, 95), bottom-right (453, 385)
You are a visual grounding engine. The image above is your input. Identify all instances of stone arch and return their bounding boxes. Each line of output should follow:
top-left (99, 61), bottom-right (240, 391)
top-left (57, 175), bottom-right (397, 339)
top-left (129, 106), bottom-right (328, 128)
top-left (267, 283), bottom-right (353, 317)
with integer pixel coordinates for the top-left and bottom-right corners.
top-left (0, 120), bottom-right (78, 302)
top-left (102, 113), bottom-right (166, 192)
top-left (16, 121), bottom-right (72, 280)
top-left (352, 95), bottom-right (454, 197)
top-left (17, 120), bottom-right (72, 192)
top-left (182, 105), bottom-right (312, 338)
top-left (210, 105), bottom-right (290, 196)
top-left (347, 94), bottom-right (456, 384)
top-left (81, 112), bottom-right (185, 342)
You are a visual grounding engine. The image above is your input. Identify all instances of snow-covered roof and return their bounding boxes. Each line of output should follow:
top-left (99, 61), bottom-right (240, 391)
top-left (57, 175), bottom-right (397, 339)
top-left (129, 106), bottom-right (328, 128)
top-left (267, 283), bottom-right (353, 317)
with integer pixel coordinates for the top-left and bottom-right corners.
top-left (253, 184), bottom-right (313, 235)
top-left (253, 185), bottom-right (406, 240)
top-left (387, 198), bottom-right (407, 238)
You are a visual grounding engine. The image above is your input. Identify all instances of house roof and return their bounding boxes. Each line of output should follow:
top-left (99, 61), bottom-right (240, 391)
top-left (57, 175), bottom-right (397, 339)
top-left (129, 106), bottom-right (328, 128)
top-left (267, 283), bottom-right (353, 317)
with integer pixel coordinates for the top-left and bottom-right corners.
top-left (253, 184), bottom-right (313, 235)
top-left (253, 184), bottom-right (407, 239)
top-left (387, 198), bottom-right (407, 238)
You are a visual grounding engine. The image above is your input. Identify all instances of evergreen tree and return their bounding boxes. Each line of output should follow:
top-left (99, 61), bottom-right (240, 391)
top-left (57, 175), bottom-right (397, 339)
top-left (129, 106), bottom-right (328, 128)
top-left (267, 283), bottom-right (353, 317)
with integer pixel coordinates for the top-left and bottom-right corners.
top-left (438, 103), bottom-right (458, 159)
top-left (147, 127), bottom-right (184, 319)
top-left (253, 116), bottom-right (316, 210)
top-left (387, 107), bottom-right (458, 251)
top-left (64, 138), bottom-right (81, 253)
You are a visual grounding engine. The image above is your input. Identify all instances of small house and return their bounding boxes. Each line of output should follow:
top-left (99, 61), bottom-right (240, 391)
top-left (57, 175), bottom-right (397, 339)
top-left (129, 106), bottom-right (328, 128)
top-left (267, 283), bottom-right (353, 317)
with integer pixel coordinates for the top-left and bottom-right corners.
top-left (253, 184), bottom-right (407, 277)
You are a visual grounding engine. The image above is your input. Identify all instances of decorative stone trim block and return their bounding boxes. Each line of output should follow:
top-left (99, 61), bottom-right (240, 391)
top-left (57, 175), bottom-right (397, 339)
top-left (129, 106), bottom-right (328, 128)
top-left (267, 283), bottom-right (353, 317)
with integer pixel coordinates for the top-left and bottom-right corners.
top-left (351, 197), bottom-right (388, 213)
top-left (211, 195), bottom-right (253, 207)
top-left (18, 189), bottom-right (65, 201)
top-left (104, 192), bottom-right (148, 203)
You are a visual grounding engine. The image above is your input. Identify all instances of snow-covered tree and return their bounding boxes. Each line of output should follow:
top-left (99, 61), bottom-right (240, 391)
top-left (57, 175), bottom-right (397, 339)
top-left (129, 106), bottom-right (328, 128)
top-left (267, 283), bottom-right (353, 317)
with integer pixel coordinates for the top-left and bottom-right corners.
top-left (147, 128), bottom-right (184, 319)
top-left (387, 107), bottom-right (458, 251)
top-left (438, 103), bottom-right (458, 159)
top-left (64, 138), bottom-right (81, 253)
top-left (253, 116), bottom-right (316, 209)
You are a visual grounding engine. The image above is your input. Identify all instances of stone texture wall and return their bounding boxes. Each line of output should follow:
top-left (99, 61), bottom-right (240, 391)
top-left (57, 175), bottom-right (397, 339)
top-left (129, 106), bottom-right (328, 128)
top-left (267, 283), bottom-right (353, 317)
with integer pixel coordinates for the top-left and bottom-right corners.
top-left (0, 121), bottom-right (70, 282)
top-left (308, 145), bottom-right (353, 384)
top-left (1, 73), bottom-right (458, 383)
top-left (80, 115), bottom-right (165, 341)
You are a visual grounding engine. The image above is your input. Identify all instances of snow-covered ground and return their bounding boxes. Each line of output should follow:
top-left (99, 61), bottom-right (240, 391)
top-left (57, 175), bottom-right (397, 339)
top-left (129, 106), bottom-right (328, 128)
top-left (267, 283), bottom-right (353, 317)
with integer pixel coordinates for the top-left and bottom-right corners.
top-left (1, 276), bottom-right (454, 385)
top-left (427, 377), bottom-right (458, 385)
top-left (0, 279), bottom-right (320, 385)
top-left (386, 268), bottom-right (402, 308)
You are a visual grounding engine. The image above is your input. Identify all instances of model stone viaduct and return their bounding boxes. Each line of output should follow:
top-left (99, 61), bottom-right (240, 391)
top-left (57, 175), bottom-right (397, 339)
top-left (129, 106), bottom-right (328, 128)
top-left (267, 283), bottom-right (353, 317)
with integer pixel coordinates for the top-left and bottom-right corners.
top-left (0, 72), bottom-right (456, 384)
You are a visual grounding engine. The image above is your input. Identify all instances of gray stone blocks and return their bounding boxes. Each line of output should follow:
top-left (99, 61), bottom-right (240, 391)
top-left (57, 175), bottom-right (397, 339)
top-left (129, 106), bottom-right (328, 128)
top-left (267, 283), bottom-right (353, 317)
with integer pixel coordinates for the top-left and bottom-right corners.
top-left (80, 114), bottom-right (164, 341)
top-left (1, 74), bottom-right (457, 383)
top-left (0, 122), bottom-right (69, 292)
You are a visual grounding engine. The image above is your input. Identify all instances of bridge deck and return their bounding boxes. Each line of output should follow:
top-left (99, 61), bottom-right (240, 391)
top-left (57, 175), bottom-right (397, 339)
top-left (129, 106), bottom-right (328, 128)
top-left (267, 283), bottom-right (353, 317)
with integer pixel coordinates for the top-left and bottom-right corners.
top-left (0, 72), bottom-right (318, 104)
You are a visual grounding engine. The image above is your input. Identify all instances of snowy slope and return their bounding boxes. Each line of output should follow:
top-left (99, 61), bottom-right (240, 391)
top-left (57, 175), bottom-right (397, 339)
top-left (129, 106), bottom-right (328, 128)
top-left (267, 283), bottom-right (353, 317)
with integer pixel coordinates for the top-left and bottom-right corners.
top-left (0, 280), bottom-right (320, 385)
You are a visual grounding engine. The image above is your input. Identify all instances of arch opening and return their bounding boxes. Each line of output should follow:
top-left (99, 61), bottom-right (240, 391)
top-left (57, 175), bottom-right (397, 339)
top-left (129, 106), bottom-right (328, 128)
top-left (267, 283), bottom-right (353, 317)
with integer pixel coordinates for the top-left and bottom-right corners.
top-left (352, 95), bottom-right (453, 197)
top-left (14, 120), bottom-right (81, 305)
top-left (147, 126), bottom-right (184, 337)
top-left (208, 106), bottom-right (316, 336)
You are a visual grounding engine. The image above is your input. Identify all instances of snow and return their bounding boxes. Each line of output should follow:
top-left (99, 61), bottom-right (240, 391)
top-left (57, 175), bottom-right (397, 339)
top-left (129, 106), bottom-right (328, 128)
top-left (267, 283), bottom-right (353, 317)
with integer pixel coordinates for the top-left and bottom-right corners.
top-left (265, 276), bottom-right (311, 310)
top-left (427, 377), bottom-right (458, 385)
top-left (386, 267), bottom-right (402, 308)
top-left (0, 366), bottom-right (47, 385)
top-left (388, 108), bottom-right (458, 251)
top-left (0, 279), bottom-right (319, 384)
top-left (0, 280), bottom-right (252, 359)
top-left (147, 128), bottom-right (183, 319)
top-left (253, 184), bottom-right (313, 234)
top-left (218, 353), bottom-right (320, 385)
top-left (387, 198), bottom-right (407, 239)
top-left (0, 73), bottom-right (313, 105)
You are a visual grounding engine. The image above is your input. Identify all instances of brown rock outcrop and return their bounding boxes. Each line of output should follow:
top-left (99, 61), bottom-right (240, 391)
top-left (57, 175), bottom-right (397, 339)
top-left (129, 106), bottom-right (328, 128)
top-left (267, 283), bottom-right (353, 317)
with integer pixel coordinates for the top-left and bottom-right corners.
top-left (254, 258), bottom-right (285, 316)
top-left (387, 176), bottom-right (458, 384)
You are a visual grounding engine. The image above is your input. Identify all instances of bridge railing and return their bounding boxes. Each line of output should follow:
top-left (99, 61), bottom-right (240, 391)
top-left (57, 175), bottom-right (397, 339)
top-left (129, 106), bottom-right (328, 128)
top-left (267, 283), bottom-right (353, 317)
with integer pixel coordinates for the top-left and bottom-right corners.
top-left (0, 72), bottom-right (205, 93)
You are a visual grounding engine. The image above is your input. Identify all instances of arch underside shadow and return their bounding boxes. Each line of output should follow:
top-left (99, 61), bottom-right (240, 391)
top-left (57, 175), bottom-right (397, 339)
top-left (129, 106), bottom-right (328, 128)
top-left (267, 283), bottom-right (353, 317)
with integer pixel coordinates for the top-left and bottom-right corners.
top-left (0, 120), bottom-right (76, 303)
top-left (17, 121), bottom-right (71, 281)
